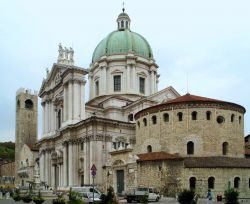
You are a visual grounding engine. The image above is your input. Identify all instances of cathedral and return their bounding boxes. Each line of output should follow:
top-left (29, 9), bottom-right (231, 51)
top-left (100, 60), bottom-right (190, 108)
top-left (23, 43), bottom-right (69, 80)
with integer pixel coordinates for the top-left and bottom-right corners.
top-left (15, 9), bottom-right (250, 198)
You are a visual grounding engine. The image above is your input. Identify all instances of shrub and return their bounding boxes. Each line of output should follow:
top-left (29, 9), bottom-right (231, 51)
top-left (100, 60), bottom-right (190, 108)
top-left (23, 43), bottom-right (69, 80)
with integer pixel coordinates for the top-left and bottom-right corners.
top-left (140, 193), bottom-right (149, 204)
top-left (12, 193), bottom-right (21, 201)
top-left (53, 194), bottom-right (66, 204)
top-left (33, 191), bottom-right (45, 204)
top-left (177, 189), bottom-right (197, 204)
top-left (67, 188), bottom-right (84, 204)
top-left (105, 186), bottom-right (118, 204)
top-left (224, 188), bottom-right (239, 204)
top-left (21, 193), bottom-right (33, 203)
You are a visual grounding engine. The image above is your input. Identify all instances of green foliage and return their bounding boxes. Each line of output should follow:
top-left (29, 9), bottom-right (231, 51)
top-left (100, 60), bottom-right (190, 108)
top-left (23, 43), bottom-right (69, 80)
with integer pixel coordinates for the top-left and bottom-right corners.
top-left (53, 197), bottom-right (66, 204)
top-left (0, 142), bottom-right (15, 160)
top-left (21, 193), bottom-right (33, 203)
top-left (224, 188), bottom-right (239, 204)
top-left (177, 189), bottom-right (197, 204)
top-left (103, 186), bottom-right (118, 204)
top-left (67, 188), bottom-right (84, 204)
top-left (140, 193), bottom-right (149, 204)
top-left (33, 191), bottom-right (45, 204)
top-left (12, 191), bottom-right (21, 202)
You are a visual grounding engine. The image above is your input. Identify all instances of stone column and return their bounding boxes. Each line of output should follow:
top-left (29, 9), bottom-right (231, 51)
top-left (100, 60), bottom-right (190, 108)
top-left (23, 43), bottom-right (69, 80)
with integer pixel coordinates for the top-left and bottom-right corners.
top-left (84, 142), bottom-right (89, 184)
top-left (126, 65), bottom-right (130, 92)
top-left (51, 164), bottom-right (55, 188)
top-left (150, 71), bottom-right (154, 95)
top-left (63, 144), bottom-right (68, 187)
top-left (133, 65), bottom-right (136, 93)
top-left (63, 84), bottom-right (68, 122)
top-left (80, 82), bottom-right (85, 120)
top-left (73, 82), bottom-right (79, 121)
top-left (44, 151), bottom-right (48, 184)
top-left (58, 165), bottom-right (61, 187)
top-left (68, 142), bottom-right (73, 186)
top-left (68, 82), bottom-right (73, 123)
top-left (101, 66), bottom-right (107, 95)
top-left (39, 152), bottom-right (44, 182)
top-left (42, 103), bottom-right (45, 134)
top-left (44, 102), bottom-right (48, 134)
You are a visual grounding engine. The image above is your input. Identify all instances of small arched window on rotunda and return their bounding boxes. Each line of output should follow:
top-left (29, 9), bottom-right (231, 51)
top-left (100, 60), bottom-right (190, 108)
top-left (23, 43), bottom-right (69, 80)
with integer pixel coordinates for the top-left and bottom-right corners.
top-left (187, 141), bottom-right (194, 155)
top-left (206, 111), bottom-right (211, 120)
top-left (143, 118), bottom-right (147, 126)
top-left (177, 112), bottom-right (183, 121)
top-left (152, 115), bottom-right (157, 124)
top-left (163, 113), bottom-right (169, 122)
top-left (222, 142), bottom-right (229, 155)
top-left (128, 114), bottom-right (133, 122)
top-left (25, 99), bottom-right (33, 109)
top-left (208, 177), bottom-right (215, 189)
top-left (147, 145), bottom-right (152, 153)
top-left (17, 100), bottom-right (20, 108)
top-left (192, 111), bottom-right (197, 120)
top-left (231, 114), bottom-right (235, 122)
top-left (234, 177), bottom-right (240, 189)
top-left (239, 116), bottom-right (242, 124)
top-left (189, 177), bottom-right (196, 190)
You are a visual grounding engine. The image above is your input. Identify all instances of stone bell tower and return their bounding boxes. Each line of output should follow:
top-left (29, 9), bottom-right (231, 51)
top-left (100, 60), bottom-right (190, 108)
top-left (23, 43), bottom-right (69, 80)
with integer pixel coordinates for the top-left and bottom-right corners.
top-left (15, 88), bottom-right (38, 185)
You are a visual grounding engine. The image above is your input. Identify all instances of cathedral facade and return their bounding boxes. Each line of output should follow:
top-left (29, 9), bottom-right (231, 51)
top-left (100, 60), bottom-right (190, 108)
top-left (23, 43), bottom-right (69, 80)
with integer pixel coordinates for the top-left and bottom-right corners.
top-left (16, 9), bottom-right (250, 198)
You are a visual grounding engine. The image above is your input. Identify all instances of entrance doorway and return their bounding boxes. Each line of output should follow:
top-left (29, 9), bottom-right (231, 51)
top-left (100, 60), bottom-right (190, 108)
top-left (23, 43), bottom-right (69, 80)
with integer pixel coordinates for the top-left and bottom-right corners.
top-left (116, 170), bottom-right (124, 195)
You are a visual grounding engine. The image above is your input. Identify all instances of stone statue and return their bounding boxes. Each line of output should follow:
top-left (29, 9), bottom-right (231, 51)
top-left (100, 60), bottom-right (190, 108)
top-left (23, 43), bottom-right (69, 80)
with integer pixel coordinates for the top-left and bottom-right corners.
top-left (69, 47), bottom-right (74, 61)
top-left (34, 162), bottom-right (39, 175)
top-left (58, 43), bottom-right (64, 60)
top-left (64, 47), bottom-right (69, 60)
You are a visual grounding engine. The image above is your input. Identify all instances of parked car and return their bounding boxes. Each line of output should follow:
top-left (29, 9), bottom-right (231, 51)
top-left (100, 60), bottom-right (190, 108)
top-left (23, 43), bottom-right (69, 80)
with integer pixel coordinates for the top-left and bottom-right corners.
top-left (82, 192), bottom-right (101, 204)
top-left (71, 186), bottom-right (101, 197)
top-left (126, 187), bottom-right (160, 203)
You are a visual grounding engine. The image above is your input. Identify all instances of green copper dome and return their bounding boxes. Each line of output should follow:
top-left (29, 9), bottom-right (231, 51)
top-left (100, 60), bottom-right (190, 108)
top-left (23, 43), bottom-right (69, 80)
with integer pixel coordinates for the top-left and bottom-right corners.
top-left (92, 12), bottom-right (153, 63)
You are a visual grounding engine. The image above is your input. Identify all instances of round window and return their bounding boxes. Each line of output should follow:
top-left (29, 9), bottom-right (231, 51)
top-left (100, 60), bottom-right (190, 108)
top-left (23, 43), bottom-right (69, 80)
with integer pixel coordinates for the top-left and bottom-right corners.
top-left (217, 116), bottom-right (225, 124)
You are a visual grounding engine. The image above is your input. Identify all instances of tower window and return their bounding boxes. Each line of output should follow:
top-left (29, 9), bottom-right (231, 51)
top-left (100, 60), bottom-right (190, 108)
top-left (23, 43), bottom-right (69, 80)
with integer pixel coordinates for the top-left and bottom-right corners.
top-left (139, 77), bottom-right (145, 94)
top-left (208, 177), bottom-right (215, 189)
top-left (143, 118), bottom-right (147, 126)
top-left (192, 111), bottom-right (197, 120)
top-left (147, 145), bottom-right (152, 153)
top-left (25, 99), bottom-right (33, 109)
top-left (222, 142), bottom-right (229, 155)
top-left (163, 113), bottom-right (169, 122)
top-left (231, 114), bottom-right (235, 122)
top-left (206, 111), bottom-right (211, 120)
top-left (114, 75), bottom-right (121, 92)
top-left (234, 177), bottom-right (240, 189)
top-left (189, 177), bottom-right (196, 190)
top-left (152, 115), bottom-right (157, 124)
top-left (95, 81), bottom-right (99, 96)
top-left (177, 112), bottom-right (183, 121)
top-left (187, 141), bottom-right (194, 155)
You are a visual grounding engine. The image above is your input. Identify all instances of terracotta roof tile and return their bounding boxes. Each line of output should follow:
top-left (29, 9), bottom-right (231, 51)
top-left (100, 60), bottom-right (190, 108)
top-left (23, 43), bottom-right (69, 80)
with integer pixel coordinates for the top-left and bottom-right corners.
top-left (184, 157), bottom-right (250, 168)
top-left (137, 151), bottom-right (183, 162)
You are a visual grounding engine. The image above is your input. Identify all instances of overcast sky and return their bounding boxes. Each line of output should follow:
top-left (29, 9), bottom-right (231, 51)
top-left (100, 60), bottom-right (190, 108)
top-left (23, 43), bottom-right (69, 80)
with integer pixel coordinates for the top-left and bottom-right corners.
top-left (0, 0), bottom-right (249, 142)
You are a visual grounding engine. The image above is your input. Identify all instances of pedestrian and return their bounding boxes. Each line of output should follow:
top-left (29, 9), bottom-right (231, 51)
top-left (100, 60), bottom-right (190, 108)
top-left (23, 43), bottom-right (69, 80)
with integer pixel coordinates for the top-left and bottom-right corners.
top-left (207, 189), bottom-right (212, 204)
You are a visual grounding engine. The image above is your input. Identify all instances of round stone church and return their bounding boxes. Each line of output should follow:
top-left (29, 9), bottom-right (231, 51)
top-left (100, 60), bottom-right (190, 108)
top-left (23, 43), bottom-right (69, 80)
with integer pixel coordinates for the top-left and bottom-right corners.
top-left (15, 9), bottom-right (250, 198)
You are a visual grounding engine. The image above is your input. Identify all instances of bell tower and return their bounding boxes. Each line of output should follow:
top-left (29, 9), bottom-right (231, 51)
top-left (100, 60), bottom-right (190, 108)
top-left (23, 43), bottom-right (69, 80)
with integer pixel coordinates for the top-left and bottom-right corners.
top-left (15, 88), bottom-right (38, 185)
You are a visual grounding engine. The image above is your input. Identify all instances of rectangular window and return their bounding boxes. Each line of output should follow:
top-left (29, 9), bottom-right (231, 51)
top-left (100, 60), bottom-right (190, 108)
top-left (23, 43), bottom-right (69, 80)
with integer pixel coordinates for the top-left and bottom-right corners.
top-left (95, 81), bottom-right (99, 96)
top-left (139, 77), bottom-right (145, 94)
top-left (114, 75), bottom-right (121, 92)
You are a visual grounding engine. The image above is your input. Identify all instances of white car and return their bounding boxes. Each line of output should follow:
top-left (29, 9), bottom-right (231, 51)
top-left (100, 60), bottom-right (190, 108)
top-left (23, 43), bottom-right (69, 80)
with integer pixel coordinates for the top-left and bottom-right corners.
top-left (82, 192), bottom-right (101, 204)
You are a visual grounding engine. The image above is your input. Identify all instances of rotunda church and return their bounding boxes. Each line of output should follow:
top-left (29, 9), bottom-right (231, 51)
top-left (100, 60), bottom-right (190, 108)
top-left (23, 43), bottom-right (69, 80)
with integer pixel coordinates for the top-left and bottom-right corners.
top-left (15, 9), bottom-right (250, 198)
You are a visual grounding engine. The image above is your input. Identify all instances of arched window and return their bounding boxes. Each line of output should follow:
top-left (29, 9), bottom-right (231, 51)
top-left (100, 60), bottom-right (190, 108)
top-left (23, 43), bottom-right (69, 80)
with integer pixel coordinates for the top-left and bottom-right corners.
top-left (206, 111), bottom-right (211, 120)
top-left (143, 118), bottom-right (147, 126)
top-left (147, 145), bottom-right (152, 153)
top-left (239, 116), bottom-right (242, 124)
top-left (152, 115), bottom-right (157, 124)
top-left (189, 177), bottom-right (196, 190)
top-left (163, 113), bottom-right (169, 122)
top-left (231, 114), bottom-right (235, 122)
top-left (25, 99), bottom-right (33, 109)
top-left (137, 121), bottom-right (140, 128)
top-left (177, 112), bottom-right (183, 121)
top-left (192, 111), bottom-right (197, 120)
top-left (17, 100), bottom-right (20, 108)
top-left (234, 177), bottom-right (240, 188)
top-left (121, 20), bottom-right (124, 28)
top-left (222, 142), bottom-right (229, 155)
top-left (57, 109), bottom-right (61, 129)
top-left (128, 114), bottom-right (133, 122)
top-left (187, 141), bottom-right (194, 155)
top-left (208, 177), bottom-right (215, 189)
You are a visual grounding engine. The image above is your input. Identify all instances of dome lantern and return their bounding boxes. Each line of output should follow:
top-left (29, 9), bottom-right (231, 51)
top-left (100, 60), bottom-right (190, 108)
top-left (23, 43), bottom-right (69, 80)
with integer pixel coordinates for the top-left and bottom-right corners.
top-left (117, 8), bottom-right (131, 30)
